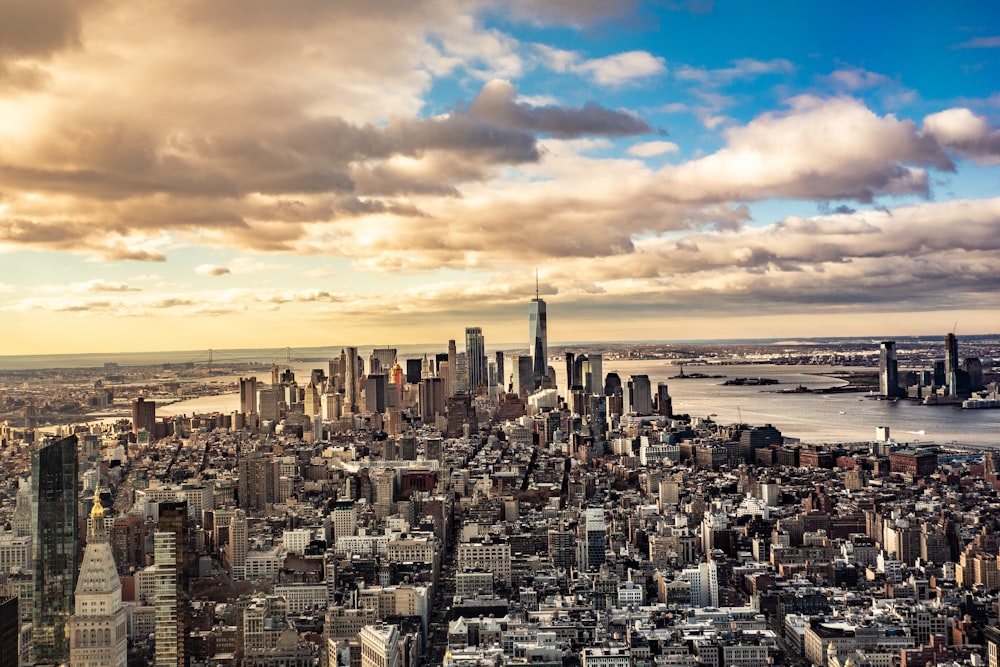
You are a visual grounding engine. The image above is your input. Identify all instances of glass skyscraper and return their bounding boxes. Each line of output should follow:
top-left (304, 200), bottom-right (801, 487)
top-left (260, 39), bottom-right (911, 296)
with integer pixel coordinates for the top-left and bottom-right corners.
top-left (32, 434), bottom-right (79, 663)
top-left (529, 296), bottom-right (547, 388)
top-left (465, 327), bottom-right (486, 393)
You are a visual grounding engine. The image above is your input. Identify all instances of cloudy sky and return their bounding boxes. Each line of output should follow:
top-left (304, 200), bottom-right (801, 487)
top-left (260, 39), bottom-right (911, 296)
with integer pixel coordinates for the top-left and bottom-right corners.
top-left (2, 0), bottom-right (1000, 354)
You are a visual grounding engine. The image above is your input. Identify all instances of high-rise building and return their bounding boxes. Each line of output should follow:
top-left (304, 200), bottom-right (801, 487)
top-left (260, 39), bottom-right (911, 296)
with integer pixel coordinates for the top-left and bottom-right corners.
top-left (370, 348), bottom-right (397, 375)
top-left (514, 355), bottom-right (534, 398)
top-left (446, 340), bottom-right (458, 397)
top-left (366, 374), bottom-right (389, 413)
top-left (495, 351), bottom-right (505, 393)
top-left (69, 496), bottom-right (128, 667)
top-left (0, 596), bottom-right (18, 667)
top-left (879, 341), bottom-right (900, 398)
top-left (360, 623), bottom-right (399, 667)
top-left (155, 501), bottom-right (189, 667)
top-left (580, 508), bottom-right (606, 571)
top-left (945, 333), bottom-right (959, 396)
top-left (132, 397), bottom-right (156, 435)
top-left (225, 509), bottom-right (248, 580)
top-left (565, 352), bottom-right (576, 392)
top-left (588, 354), bottom-right (603, 394)
top-left (626, 375), bottom-right (653, 415)
top-left (344, 346), bottom-right (360, 413)
top-left (656, 382), bottom-right (673, 417)
top-left (405, 359), bottom-right (422, 385)
top-left (239, 376), bottom-right (258, 415)
top-left (419, 377), bottom-right (446, 423)
top-left (465, 327), bottom-right (486, 394)
top-left (32, 434), bottom-right (79, 663)
top-left (529, 293), bottom-right (548, 388)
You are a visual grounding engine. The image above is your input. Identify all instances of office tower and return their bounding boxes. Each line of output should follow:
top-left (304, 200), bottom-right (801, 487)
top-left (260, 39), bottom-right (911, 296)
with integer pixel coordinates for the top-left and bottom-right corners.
top-left (360, 623), bottom-right (400, 667)
top-left (446, 394), bottom-right (476, 439)
top-left (239, 452), bottom-right (275, 513)
top-left (225, 509), bottom-right (248, 580)
top-left (344, 346), bottom-right (360, 413)
top-left (155, 501), bottom-right (189, 667)
top-left (465, 327), bottom-right (487, 393)
top-left (965, 357), bottom-right (984, 391)
top-left (879, 341), bottom-right (900, 398)
top-left (588, 354), bottom-right (603, 394)
top-left (656, 382), bottom-right (673, 417)
top-left (626, 375), bottom-right (653, 415)
top-left (405, 358), bottom-right (422, 385)
top-left (495, 351), bottom-right (505, 392)
top-left (69, 496), bottom-right (127, 667)
top-left (366, 374), bottom-right (388, 413)
top-left (239, 376), bottom-right (258, 415)
top-left (945, 333), bottom-right (959, 396)
top-left (529, 291), bottom-right (548, 388)
top-left (446, 340), bottom-right (458, 397)
top-left (332, 501), bottom-right (358, 542)
top-left (304, 380), bottom-right (320, 416)
top-left (11, 477), bottom-right (31, 537)
top-left (580, 508), bottom-right (606, 571)
top-left (456, 352), bottom-right (470, 394)
top-left (32, 434), bottom-right (79, 663)
top-left (565, 352), bottom-right (576, 392)
top-left (514, 355), bottom-right (534, 398)
top-left (0, 596), bottom-right (17, 667)
top-left (132, 396), bottom-right (156, 435)
top-left (419, 377), bottom-right (446, 423)
top-left (370, 347), bottom-right (397, 375)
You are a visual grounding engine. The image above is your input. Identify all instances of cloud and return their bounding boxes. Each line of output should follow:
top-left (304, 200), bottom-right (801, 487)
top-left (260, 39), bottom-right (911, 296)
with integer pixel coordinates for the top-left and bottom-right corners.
top-left (468, 79), bottom-right (652, 136)
top-left (196, 264), bottom-right (231, 276)
top-left (627, 141), bottom-right (680, 157)
top-left (574, 50), bottom-right (666, 86)
top-left (923, 107), bottom-right (1000, 164)
top-left (656, 96), bottom-right (953, 203)
top-left (72, 279), bottom-right (140, 293)
top-left (821, 67), bottom-right (892, 91)
top-left (539, 46), bottom-right (665, 86)
top-left (954, 35), bottom-right (1000, 49)
top-left (674, 58), bottom-right (795, 86)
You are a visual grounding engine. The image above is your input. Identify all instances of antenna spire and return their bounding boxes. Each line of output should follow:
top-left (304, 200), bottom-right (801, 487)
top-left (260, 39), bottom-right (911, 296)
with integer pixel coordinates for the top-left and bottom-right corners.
top-left (535, 269), bottom-right (539, 300)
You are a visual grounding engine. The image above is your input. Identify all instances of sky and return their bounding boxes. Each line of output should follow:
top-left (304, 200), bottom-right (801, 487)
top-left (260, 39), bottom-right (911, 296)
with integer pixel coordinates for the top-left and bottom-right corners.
top-left (2, 0), bottom-right (1000, 355)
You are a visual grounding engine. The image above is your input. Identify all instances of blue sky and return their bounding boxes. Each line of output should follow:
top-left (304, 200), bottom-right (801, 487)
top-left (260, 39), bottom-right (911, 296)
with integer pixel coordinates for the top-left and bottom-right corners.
top-left (1, 0), bottom-right (999, 354)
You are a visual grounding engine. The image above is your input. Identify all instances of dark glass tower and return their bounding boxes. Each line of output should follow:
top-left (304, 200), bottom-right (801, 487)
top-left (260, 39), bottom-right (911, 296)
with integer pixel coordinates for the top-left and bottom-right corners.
top-left (944, 333), bottom-right (959, 396)
top-left (879, 341), bottom-right (900, 398)
top-left (32, 434), bottom-right (79, 663)
top-left (465, 327), bottom-right (486, 393)
top-left (529, 296), bottom-right (547, 388)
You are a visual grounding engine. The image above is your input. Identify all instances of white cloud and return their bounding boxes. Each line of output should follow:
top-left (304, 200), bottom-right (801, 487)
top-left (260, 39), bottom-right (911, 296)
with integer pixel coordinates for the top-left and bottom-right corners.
top-left (627, 140), bottom-right (680, 157)
top-left (574, 50), bottom-right (666, 86)
top-left (195, 264), bottom-right (231, 276)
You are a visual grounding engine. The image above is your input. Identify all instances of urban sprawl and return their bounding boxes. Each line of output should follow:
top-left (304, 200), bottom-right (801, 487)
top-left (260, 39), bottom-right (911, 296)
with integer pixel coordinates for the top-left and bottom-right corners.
top-left (2, 298), bottom-right (1000, 667)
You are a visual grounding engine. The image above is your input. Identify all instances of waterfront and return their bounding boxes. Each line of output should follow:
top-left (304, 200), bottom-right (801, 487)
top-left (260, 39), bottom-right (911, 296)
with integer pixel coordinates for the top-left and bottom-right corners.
top-left (143, 360), bottom-right (1000, 448)
top-left (593, 361), bottom-right (1000, 447)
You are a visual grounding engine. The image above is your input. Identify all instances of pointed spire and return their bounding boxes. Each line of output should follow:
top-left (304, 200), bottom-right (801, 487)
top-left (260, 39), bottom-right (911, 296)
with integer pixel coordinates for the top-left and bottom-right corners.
top-left (535, 268), bottom-right (539, 300)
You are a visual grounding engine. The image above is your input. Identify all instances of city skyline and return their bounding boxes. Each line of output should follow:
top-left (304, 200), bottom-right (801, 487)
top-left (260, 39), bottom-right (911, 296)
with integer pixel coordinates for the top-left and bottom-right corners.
top-left (2, 1), bottom-right (1000, 354)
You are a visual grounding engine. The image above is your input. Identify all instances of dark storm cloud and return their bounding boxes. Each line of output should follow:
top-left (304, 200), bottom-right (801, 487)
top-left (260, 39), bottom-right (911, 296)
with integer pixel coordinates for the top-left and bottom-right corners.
top-left (468, 80), bottom-right (652, 137)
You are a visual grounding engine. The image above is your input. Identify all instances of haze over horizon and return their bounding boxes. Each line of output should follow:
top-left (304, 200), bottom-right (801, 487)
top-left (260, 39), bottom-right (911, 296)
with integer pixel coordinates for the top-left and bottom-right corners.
top-left (3, 1), bottom-right (1000, 355)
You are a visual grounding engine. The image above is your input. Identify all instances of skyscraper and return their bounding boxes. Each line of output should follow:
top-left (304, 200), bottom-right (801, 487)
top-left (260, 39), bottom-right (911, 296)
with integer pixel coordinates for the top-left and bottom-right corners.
top-left (32, 434), bottom-right (79, 663)
top-left (344, 346), bottom-right (360, 412)
top-left (155, 501), bottom-right (190, 667)
top-left (879, 341), bottom-right (900, 398)
top-left (446, 339), bottom-right (458, 397)
top-left (132, 396), bottom-right (156, 435)
top-left (529, 289), bottom-right (548, 388)
top-left (69, 496), bottom-right (128, 667)
top-left (944, 333), bottom-right (959, 396)
top-left (626, 375), bottom-right (653, 415)
top-left (239, 376), bottom-right (258, 415)
top-left (495, 351), bottom-right (505, 392)
top-left (465, 327), bottom-right (486, 393)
